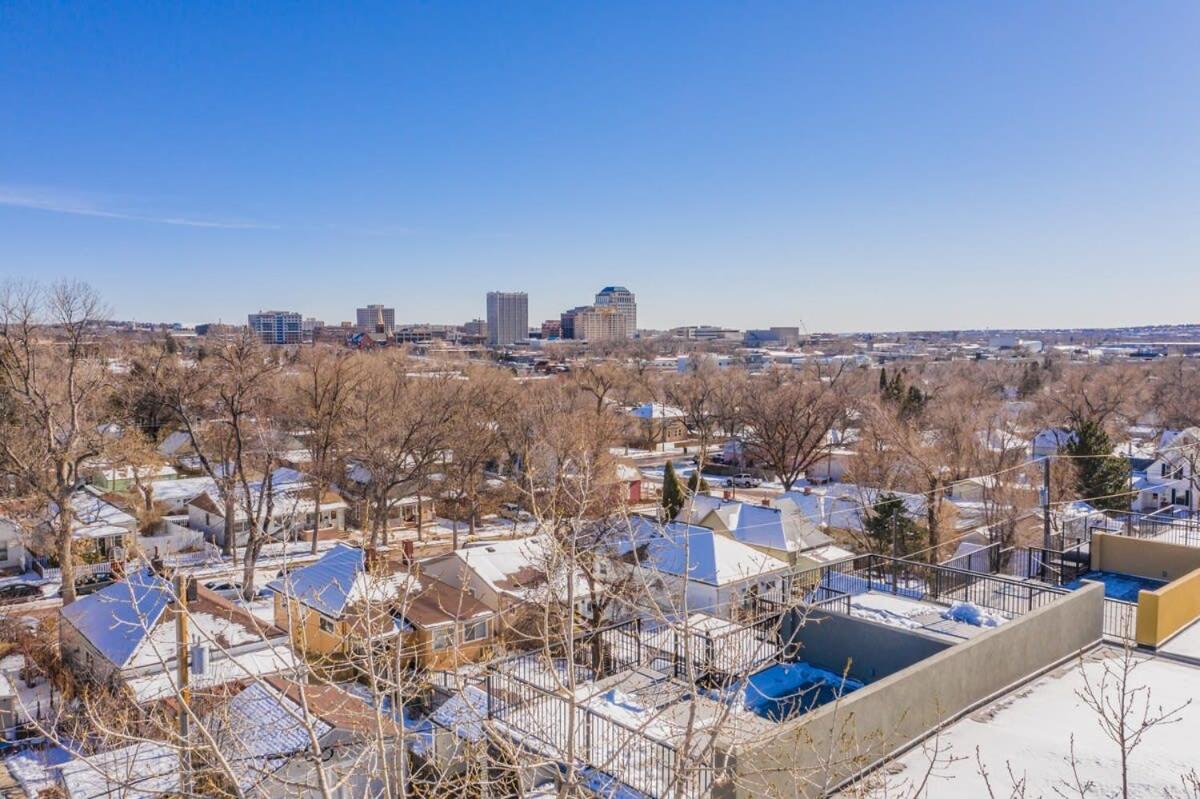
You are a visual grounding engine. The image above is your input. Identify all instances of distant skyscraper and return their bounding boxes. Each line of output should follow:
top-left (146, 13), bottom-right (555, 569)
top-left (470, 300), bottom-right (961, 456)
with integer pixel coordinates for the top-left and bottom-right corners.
top-left (248, 310), bottom-right (302, 345)
top-left (574, 305), bottom-right (629, 342)
top-left (486, 291), bottom-right (529, 347)
top-left (356, 304), bottom-right (396, 339)
top-left (594, 286), bottom-right (636, 337)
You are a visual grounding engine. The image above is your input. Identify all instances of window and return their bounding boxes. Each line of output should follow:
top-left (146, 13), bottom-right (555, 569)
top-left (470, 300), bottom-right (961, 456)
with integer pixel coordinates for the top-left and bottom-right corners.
top-left (318, 617), bottom-right (335, 634)
top-left (463, 620), bottom-right (489, 643)
top-left (0, 542), bottom-right (8, 563)
top-left (432, 627), bottom-right (454, 650)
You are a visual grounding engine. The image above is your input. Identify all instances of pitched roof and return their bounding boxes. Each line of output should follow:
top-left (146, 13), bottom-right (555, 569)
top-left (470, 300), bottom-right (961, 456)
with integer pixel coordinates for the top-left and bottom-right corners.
top-left (618, 517), bottom-right (788, 586)
top-left (60, 569), bottom-right (173, 669)
top-left (265, 544), bottom-right (416, 618)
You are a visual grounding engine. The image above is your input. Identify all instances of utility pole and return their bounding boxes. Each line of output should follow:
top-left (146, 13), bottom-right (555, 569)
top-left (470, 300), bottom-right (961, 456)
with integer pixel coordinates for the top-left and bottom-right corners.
top-left (1041, 457), bottom-right (1051, 582)
top-left (175, 573), bottom-right (192, 795)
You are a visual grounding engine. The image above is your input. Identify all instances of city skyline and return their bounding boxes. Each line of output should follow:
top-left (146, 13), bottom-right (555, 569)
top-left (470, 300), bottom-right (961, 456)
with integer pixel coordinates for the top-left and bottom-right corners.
top-left (3, 3), bottom-right (1199, 332)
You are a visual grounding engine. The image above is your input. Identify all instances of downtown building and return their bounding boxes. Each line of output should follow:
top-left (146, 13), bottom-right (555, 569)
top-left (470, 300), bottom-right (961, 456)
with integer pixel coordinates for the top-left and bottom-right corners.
top-left (593, 285), bottom-right (637, 337)
top-left (486, 291), bottom-right (529, 347)
top-left (356, 304), bottom-right (395, 342)
top-left (248, 310), bottom-right (303, 345)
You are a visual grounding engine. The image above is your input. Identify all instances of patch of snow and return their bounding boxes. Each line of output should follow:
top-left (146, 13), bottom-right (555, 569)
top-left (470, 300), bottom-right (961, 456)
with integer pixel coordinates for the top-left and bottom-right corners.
top-left (941, 601), bottom-right (1007, 628)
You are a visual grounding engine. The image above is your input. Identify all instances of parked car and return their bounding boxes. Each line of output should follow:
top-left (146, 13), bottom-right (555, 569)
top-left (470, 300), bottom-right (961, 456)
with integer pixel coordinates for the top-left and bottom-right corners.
top-left (724, 473), bottom-right (762, 489)
top-left (204, 579), bottom-right (244, 599)
top-left (498, 502), bottom-right (532, 522)
top-left (0, 583), bottom-right (43, 605)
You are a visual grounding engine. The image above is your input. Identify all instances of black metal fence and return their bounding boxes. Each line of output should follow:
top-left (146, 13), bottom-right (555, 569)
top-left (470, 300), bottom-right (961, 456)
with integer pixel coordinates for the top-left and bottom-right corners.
top-left (1101, 510), bottom-right (1200, 548)
top-left (792, 554), bottom-right (1072, 620)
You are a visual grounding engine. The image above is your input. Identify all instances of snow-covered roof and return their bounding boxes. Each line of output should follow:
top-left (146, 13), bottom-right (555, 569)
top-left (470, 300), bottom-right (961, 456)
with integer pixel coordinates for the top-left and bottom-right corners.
top-left (266, 544), bottom-right (416, 618)
top-left (127, 642), bottom-right (300, 704)
top-left (629, 402), bottom-right (685, 420)
top-left (147, 475), bottom-right (217, 507)
top-left (51, 489), bottom-right (137, 540)
top-left (58, 742), bottom-right (180, 799)
top-left (705, 498), bottom-right (833, 554)
top-left (451, 535), bottom-right (590, 603)
top-left (60, 570), bottom-right (173, 669)
top-left (209, 680), bottom-right (333, 792)
top-left (619, 517), bottom-right (788, 586)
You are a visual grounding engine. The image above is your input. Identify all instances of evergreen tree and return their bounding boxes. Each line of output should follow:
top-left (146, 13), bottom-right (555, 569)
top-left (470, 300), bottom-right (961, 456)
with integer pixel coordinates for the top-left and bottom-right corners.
top-left (686, 471), bottom-right (711, 494)
top-left (661, 461), bottom-right (686, 519)
top-left (1065, 420), bottom-right (1130, 511)
top-left (863, 493), bottom-right (924, 556)
top-left (878, 368), bottom-right (888, 394)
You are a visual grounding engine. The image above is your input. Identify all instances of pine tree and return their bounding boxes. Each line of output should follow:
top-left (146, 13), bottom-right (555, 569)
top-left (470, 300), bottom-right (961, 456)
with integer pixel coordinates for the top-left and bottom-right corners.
top-left (863, 493), bottom-right (924, 556)
top-left (1065, 420), bottom-right (1130, 511)
top-left (878, 368), bottom-right (888, 394)
top-left (661, 461), bottom-right (686, 519)
top-left (686, 471), bottom-right (711, 494)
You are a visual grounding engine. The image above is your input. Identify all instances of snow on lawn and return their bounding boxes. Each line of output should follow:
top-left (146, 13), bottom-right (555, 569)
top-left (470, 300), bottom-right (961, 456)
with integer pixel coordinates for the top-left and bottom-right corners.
top-left (940, 601), bottom-right (1007, 628)
top-left (870, 651), bottom-right (1200, 798)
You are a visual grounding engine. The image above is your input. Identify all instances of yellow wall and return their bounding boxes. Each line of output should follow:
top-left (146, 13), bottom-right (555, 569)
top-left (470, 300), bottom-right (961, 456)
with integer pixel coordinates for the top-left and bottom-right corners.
top-left (1136, 566), bottom-right (1200, 647)
top-left (274, 594), bottom-right (347, 656)
top-left (1090, 533), bottom-right (1200, 582)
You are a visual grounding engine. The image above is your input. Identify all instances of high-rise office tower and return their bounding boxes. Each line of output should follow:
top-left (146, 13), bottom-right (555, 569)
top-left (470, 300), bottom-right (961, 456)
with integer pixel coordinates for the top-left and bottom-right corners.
top-left (486, 291), bottom-right (529, 347)
top-left (594, 286), bottom-right (636, 337)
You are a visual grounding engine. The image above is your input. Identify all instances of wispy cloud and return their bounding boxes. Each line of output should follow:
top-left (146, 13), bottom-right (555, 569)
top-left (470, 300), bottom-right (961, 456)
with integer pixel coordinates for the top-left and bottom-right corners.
top-left (0, 185), bottom-right (279, 230)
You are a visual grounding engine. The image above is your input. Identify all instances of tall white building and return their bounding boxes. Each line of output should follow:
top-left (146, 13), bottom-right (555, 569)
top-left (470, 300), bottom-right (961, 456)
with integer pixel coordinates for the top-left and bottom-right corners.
top-left (594, 286), bottom-right (636, 338)
top-left (574, 305), bottom-right (630, 342)
top-left (486, 291), bottom-right (529, 347)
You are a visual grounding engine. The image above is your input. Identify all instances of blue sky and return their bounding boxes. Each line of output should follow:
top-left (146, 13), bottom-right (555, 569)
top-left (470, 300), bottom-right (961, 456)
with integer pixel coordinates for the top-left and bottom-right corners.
top-left (2, 2), bottom-right (1198, 332)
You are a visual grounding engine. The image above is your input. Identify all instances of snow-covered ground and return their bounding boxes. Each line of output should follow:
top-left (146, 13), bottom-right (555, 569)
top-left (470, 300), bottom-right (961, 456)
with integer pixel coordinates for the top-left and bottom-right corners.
top-left (859, 649), bottom-right (1200, 798)
top-left (3, 745), bottom-right (71, 797)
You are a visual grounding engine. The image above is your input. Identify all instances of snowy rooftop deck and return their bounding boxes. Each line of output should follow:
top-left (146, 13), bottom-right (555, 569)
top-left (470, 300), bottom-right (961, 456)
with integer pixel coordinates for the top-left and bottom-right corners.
top-left (847, 591), bottom-right (1009, 642)
top-left (856, 647), bottom-right (1200, 797)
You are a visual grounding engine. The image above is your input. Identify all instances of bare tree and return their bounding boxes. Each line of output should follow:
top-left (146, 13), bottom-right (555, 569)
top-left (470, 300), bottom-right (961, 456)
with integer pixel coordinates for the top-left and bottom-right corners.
top-left (285, 346), bottom-right (360, 554)
top-left (739, 365), bottom-right (853, 490)
top-left (0, 280), bottom-right (111, 603)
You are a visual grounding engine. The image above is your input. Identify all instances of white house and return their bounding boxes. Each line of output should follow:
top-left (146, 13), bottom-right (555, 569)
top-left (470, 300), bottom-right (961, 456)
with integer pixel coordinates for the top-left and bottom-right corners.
top-left (0, 516), bottom-right (28, 573)
top-left (1131, 427), bottom-right (1199, 514)
top-left (608, 516), bottom-right (790, 619)
top-left (185, 469), bottom-right (347, 548)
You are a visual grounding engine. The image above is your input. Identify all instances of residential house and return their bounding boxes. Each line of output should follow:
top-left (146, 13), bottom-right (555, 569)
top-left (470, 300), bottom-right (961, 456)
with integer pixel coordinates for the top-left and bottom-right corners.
top-left (606, 516), bottom-right (791, 619)
top-left (692, 498), bottom-right (854, 569)
top-left (1131, 426), bottom-right (1199, 514)
top-left (86, 462), bottom-right (178, 492)
top-left (44, 487), bottom-right (139, 562)
top-left (628, 403), bottom-right (690, 449)
top-left (266, 544), bottom-right (495, 672)
top-left (421, 535), bottom-right (600, 637)
top-left (0, 516), bottom-right (27, 573)
top-left (186, 468), bottom-right (347, 548)
top-left (341, 462), bottom-right (437, 532)
top-left (1032, 427), bottom-right (1075, 460)
top-left (58, 569), bottom-right (300, 704)
top-left (206, 678), bottom-right (402, 798)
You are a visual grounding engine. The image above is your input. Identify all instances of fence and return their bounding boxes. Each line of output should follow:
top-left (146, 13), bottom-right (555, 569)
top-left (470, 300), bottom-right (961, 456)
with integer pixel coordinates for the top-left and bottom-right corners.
top-left (939, 542), bottom-right (1002, 575)
top-left (33, 558), bottom-right (116, 582)
top-left (1102, 510), bottom-right (1200, 548)
top-left (794, 554), bottom-right (1072, 621)
top-left (1103, 598), bottom-right (1137, 641)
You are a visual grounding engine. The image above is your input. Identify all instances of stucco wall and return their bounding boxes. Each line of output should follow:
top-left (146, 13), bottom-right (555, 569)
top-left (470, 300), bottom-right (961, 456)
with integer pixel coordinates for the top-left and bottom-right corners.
top-left (787, 609), bottom-right (952, 683)
top-left (1136, 566), bottom-right (1200, 647)
top-left (1091, 533), bottom-right (1200, 582)
top-left (724, 583), bottom-right (1105, 797)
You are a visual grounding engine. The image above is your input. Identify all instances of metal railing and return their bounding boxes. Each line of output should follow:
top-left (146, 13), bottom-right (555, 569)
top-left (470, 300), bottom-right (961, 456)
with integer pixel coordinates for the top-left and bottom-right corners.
top-left (1103, 598), bottom-right (1137, 641)
top-left (1102, 509), bottom-right (1200, 548)
top-left (794, 554), bottom-right (1072, 620)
